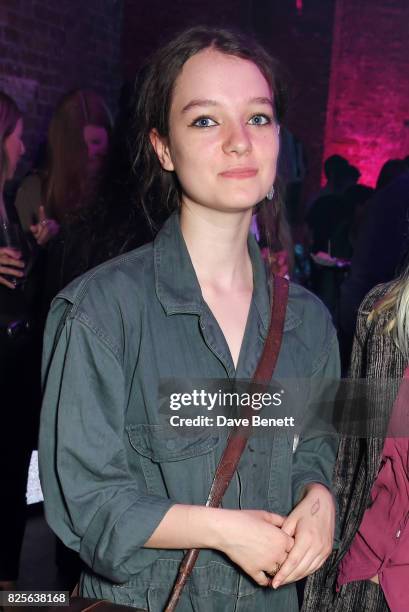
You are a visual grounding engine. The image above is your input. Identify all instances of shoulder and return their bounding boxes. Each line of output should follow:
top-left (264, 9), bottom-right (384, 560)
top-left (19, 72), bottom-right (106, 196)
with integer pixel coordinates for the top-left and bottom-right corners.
top-left (352, 282), bottom-right (406, 378)
top-left (357, 281), bottom-right (394, 315)
top-left (287, 281), bottom-right (334, 333)
top-left (57, 242), bottom-right (154, 311)
top-left (353, 281), bottom-right (394, 346)
top-left (16, 173), bottom-right (42, 200)
top-left (286, 281), bottom-right (338, 373)
top-left (47, 243), bottom-right (154, 348)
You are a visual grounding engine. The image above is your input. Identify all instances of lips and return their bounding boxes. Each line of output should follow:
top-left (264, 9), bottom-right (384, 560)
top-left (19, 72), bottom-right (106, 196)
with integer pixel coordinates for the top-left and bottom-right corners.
top-left (219, 167), bottom-right (258, 178)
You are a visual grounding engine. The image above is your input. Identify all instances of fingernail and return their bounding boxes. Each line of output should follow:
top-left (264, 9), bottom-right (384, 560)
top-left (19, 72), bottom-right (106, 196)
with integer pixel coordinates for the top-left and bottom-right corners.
top-left (273, 581), bottom-right (280, 589)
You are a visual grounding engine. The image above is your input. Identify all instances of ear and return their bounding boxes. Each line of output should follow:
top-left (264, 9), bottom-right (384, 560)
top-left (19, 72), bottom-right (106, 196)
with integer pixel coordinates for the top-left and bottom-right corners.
top-left (149, 128), bottom-right (174, 171)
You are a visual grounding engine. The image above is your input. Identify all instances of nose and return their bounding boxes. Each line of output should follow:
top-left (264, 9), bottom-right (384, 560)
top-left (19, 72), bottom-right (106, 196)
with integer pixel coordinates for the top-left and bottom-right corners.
top-left (222, 121), bottom-right (252, 156)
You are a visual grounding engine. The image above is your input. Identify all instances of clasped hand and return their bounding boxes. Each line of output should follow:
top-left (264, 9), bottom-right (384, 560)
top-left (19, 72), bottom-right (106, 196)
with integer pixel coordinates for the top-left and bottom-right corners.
top-left (220, 483), bottom-right (335, 588)
top-left (270, 483), bottom-right (335, 588)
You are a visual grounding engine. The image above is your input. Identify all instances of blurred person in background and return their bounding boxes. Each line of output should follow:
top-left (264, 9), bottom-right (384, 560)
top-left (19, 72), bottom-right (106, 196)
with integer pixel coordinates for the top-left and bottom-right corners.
top-left (376, 159), bottom-right (408, 192)
top-left (306, 164), bottom-right (360, 318)
top-left (339, 169), bottom-right (409, 371)
top-left (15, 89), bottom-right (112, 246)
top-left (305, 154), bottom-right (350, 213)
top-left (42, 81), bottom-right (156, 303)
top-left (346, 185), bottom-right (375, 250)
top-left (0, 92), bottom-right (43, 595)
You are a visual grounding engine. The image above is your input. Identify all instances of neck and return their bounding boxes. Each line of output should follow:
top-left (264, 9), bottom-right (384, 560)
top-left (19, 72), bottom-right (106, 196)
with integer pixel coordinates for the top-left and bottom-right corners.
top-left (180, 201), bottom-right (253, 292)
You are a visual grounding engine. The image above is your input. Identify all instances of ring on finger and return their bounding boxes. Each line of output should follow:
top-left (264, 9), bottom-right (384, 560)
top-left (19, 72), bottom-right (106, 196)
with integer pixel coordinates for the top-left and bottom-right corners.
top-left (40, 219), bottom-right (48, 226)
top-left (265, 562), bottom-right (281, 582)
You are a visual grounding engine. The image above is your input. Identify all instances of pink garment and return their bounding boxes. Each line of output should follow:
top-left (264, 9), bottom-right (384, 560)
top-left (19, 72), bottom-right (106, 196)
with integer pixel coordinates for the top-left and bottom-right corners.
top-left (337, 368), bottom-right (409, 612)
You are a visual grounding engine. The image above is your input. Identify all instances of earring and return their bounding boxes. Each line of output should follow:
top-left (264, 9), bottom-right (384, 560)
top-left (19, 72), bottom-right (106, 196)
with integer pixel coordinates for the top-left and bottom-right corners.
top-left (266, 185), bottom-right (275, 200)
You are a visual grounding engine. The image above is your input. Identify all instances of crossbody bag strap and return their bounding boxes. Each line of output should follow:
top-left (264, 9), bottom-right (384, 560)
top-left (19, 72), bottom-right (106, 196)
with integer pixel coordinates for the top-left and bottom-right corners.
top-left (165, 275), bottom-right (289, 611)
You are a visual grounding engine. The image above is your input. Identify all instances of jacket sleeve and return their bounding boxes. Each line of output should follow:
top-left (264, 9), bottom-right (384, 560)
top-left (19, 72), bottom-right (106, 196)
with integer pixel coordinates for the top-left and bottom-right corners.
top-left (39, 299), bottom-right (175, 583)
top-left (291, 327), bottom-right (341, 510)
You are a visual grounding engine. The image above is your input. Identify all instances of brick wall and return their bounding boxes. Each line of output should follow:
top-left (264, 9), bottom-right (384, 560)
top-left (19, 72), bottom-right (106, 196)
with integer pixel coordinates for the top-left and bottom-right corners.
top-left (0, 0), bottom-right (123, 179)
top-left (324, 0), bottom-right (409, 187)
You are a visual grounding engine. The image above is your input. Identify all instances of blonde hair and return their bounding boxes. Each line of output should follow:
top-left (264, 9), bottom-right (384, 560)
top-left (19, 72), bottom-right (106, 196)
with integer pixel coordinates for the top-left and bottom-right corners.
top-left (368, 266), bottom-right (409, 359)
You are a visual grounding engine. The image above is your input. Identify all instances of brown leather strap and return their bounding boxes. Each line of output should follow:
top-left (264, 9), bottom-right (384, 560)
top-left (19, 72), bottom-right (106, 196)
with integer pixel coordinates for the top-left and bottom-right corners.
top-left (165, 275), bottom-right (289, 611)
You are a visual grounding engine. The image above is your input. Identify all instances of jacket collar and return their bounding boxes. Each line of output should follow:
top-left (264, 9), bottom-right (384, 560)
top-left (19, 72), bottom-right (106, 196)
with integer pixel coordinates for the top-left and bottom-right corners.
top-left (154, 211), bottom-right (300, 332)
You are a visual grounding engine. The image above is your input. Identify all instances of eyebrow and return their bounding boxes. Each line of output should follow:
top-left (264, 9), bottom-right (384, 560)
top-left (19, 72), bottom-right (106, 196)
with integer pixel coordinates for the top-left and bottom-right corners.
top-left (181, 96), bottom-right (274, 113)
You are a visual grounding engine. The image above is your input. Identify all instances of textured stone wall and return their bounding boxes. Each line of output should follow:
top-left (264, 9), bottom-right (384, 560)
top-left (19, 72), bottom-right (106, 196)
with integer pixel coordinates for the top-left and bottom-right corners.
top-left (0, 0), bottom-right (123, 177)
top-left (324, 0), bottom-right (409, 187)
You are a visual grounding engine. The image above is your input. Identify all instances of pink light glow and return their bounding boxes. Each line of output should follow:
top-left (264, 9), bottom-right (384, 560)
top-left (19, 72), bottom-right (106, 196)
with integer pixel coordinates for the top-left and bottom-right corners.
top-left (296, 0), bottom-right (303, 14)
top-left (322, 1), bottom-right (409, 188)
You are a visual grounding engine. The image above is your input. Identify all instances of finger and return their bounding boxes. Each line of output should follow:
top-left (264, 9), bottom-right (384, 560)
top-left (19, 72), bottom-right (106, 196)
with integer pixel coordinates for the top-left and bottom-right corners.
top-left (37, 230), bottom-right (47, 246)
top-left (266, 513), bottom-right (285, 527)
top-left (38, 205), bottom-right (46, 222)
top-left (281, 517), bottom-right (297, 537)
top-left (276, 551), bottom-right (322, 586)
top-left (0, 255), bottom-right (25, 268)
top-left (0, 275), bottom-right (17, 289)
top-left (0, 265), bottom-right (25, 277)
top-left (39, 226), bottom-right (53, 245)
top-left (0, 247), bottom-right (22, 259)
top-left (271, 538), bottom-right (309, 587)
top-left (36, 225), bottom-right (48, 245)
top-left (285, 535), bottom-right (295, 552)
top-left (274, 537), bottom-right (333, 587)
top-left (254, 571), bottom-right (270, 587)
top-left (276, 546), bottom-right (292, 566)
top-left (300, 553), bottom-right (327, 579)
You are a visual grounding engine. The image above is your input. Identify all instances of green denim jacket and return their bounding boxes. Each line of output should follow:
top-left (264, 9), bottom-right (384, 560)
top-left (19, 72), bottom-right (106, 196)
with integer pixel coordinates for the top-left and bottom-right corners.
top-left (39, 211), bottom-right (340, 612)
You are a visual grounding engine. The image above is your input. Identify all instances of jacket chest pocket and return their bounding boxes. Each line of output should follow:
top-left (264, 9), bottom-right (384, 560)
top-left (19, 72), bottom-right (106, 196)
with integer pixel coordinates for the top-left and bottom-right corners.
top-left (127, 424), bottom-right (222, 504)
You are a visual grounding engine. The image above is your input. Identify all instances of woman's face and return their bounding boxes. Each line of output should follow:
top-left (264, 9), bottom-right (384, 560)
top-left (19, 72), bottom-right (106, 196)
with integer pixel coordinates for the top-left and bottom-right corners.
top-left (83, 124), bottom-right (109, 173)
top-left (4, 118), bottom-right (25, 180)
top-left (151, 48), bottom-right (280, 214)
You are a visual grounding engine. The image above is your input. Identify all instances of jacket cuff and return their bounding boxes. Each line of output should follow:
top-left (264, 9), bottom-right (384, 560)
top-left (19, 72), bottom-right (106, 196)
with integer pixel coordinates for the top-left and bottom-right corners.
top-left (80, 494), bottom-right (175, 583)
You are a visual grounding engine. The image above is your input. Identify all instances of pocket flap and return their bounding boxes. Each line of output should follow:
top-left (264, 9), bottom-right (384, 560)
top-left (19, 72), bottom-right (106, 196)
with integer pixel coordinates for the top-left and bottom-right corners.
top-left (127, 424), bottom-right (221, 462)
